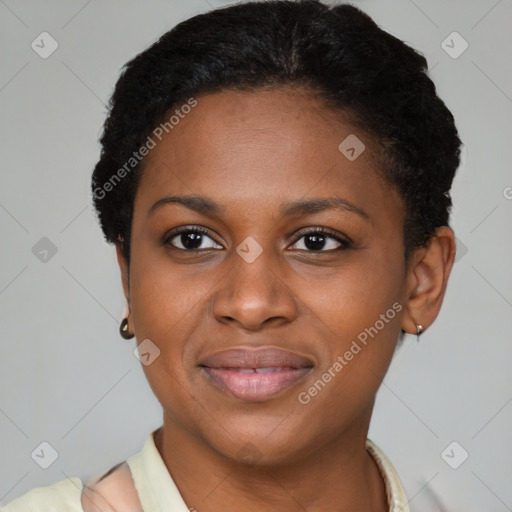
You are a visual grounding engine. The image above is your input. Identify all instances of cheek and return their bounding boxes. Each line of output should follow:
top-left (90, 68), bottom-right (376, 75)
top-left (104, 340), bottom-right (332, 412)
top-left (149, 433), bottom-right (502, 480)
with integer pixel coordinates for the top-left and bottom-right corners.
top-left (296, 272), bottom-right (403, 435)
top-left (301, 248), bottom-right (405, 398)
top-left (308, 250), bottom-right (404, 339)
top-left (128, 257), bottom-right (206, 425)
top-left (129, 247), bottom-right (213, 340)
top-left (128, 251), bottom-right (221, 402)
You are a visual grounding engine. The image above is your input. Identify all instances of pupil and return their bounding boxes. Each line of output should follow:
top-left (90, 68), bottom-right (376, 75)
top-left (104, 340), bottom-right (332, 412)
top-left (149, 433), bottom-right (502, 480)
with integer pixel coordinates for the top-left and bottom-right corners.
top-left (182, 232), bottom-right (202, 249)
top-left (305, 234), bottom-right (325, 251)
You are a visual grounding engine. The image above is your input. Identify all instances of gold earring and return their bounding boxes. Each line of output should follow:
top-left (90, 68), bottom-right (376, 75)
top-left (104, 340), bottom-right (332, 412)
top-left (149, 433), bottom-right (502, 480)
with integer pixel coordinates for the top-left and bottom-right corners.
top-left (119, 317), bottom-right (134, 340)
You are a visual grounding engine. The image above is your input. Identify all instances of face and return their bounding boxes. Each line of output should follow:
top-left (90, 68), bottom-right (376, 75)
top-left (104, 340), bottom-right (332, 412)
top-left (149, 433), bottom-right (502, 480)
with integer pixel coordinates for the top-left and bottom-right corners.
top-left (121, 87), bottom-right (411, 463)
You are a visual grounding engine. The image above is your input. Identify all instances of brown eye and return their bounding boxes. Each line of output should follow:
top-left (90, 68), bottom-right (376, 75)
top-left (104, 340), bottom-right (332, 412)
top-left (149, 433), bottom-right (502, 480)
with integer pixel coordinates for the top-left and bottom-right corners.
top-left (289, 228), bottom-right (351, 252)
top-left (163, 226), bottom-right (223, 251)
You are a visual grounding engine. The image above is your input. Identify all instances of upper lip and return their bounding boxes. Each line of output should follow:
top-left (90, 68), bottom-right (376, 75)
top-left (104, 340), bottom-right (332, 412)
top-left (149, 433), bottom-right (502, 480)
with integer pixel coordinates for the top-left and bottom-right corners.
top-left (199, 346), bottom-right (314, 369)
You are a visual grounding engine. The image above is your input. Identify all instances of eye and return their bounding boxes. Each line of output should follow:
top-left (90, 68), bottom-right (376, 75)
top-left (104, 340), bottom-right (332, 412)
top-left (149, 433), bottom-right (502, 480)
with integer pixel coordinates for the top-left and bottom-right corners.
top-left (289, 227), bottom-right (352, 252)
top-left (162, 226), bottom-right (223, 251)
top-left (162, 226), bottom-right (351, 253)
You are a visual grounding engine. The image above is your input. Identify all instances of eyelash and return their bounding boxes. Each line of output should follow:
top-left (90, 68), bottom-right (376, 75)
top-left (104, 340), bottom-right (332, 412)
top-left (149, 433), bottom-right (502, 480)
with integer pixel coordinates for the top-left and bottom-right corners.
top-left (162, 225), bottom-right (352, 253)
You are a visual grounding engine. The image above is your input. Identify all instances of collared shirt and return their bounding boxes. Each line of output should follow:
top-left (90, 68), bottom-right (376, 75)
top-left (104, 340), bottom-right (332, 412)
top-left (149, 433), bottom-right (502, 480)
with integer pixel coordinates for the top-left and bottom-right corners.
top-left (1, 429), bottom-right (410, 512)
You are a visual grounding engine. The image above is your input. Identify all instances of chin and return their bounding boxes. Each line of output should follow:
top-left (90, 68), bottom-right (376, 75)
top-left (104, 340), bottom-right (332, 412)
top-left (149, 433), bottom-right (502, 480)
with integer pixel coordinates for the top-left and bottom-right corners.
top-left (198, 410), bottom-right (316, 466)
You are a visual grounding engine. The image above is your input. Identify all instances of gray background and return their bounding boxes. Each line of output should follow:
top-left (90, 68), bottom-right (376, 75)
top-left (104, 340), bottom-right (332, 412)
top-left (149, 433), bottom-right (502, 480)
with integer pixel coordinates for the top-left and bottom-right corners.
top-left (1, 1), bottom-right (511, 510)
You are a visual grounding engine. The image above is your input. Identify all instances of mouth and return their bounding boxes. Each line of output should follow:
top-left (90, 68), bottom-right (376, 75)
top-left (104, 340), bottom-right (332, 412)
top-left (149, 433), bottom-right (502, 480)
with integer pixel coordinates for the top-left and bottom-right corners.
top-left (199, 347), bottom-right (314, 402)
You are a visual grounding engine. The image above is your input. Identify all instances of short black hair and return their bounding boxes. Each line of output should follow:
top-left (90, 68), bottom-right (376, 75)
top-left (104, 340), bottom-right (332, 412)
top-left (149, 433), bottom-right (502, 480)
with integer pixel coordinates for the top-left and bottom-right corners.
top-left (91, 0), bottom-right (462, 267)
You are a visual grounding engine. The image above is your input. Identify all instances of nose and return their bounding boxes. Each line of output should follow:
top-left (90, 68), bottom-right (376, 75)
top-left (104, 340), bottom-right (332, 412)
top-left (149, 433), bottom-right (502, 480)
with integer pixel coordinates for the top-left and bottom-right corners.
top-left (212, 249), bottom-right (298, 331)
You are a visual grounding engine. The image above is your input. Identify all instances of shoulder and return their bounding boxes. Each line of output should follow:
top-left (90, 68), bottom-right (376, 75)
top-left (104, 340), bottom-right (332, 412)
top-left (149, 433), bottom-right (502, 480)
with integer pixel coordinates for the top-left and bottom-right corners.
top-left (81, 462), bottom-right (142, 512)
top-left (1, 462), bottom-right (141, 512)
top-left (0, 476), bottom-right (84, 512)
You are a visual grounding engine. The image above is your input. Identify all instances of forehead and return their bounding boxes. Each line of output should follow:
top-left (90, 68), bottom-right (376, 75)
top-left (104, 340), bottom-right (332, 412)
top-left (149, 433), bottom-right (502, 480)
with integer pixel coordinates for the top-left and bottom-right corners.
top-left (133, 87), bottom-right (402, 224)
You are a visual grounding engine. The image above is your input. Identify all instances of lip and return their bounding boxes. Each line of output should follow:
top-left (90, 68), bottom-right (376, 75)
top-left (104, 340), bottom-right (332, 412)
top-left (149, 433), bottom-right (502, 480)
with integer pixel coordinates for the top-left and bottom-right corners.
top-left (199, 347), bottom-right (314, 401)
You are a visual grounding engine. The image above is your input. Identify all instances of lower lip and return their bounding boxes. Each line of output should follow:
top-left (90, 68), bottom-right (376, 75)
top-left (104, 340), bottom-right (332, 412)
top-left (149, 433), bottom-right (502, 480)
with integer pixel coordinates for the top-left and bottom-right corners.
top-left (201, 367), bottom-right (312, 401)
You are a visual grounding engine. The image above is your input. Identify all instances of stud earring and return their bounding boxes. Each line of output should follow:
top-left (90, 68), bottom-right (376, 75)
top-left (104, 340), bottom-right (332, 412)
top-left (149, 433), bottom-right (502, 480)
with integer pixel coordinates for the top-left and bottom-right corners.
top-left (406, 308), bottom-right (424, 343)
top-left (415, 323), bottom-right (424, 343)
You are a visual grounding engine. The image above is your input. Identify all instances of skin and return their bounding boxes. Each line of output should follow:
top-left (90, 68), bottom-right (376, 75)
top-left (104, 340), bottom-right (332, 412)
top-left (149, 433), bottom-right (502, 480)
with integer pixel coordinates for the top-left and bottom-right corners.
top-left (108, 86), bottom-right (455, 512)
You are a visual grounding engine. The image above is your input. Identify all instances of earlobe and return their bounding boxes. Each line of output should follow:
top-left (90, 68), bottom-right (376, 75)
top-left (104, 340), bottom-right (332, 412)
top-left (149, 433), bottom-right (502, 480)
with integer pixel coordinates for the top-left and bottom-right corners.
top-left (402, 226), bottom-right (456, 336)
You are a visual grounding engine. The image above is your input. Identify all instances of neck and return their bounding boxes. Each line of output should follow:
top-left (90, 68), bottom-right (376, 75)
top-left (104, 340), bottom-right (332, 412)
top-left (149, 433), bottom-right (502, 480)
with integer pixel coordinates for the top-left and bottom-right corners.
top-left (154, 408), bottom-right (388, 512)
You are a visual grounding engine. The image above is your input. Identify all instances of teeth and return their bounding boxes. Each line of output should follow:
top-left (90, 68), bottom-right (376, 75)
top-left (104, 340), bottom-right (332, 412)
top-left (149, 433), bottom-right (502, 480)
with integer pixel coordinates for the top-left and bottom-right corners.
top-left (254, 367), bottom-right (284, 373)
top-left (222, 367), bottom-right (290, 373)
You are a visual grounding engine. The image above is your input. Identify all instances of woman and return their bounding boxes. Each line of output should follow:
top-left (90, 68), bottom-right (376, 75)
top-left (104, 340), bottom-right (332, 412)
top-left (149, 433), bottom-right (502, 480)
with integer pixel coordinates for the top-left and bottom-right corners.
top-left (1, 0), bottom-right (460, 510)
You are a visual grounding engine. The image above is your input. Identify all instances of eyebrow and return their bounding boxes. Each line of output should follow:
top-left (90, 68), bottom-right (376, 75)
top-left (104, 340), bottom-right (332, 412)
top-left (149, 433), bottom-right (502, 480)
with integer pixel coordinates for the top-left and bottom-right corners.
top-left (148, 195), bottom-right (369, 220)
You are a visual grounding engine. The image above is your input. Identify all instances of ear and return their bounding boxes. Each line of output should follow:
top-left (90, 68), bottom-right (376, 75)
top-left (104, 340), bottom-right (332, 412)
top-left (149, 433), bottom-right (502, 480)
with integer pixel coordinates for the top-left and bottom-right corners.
top-left (115, 241), bottom-right (130, 305)
top-left (402, 226), bottom-right (456, 334)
